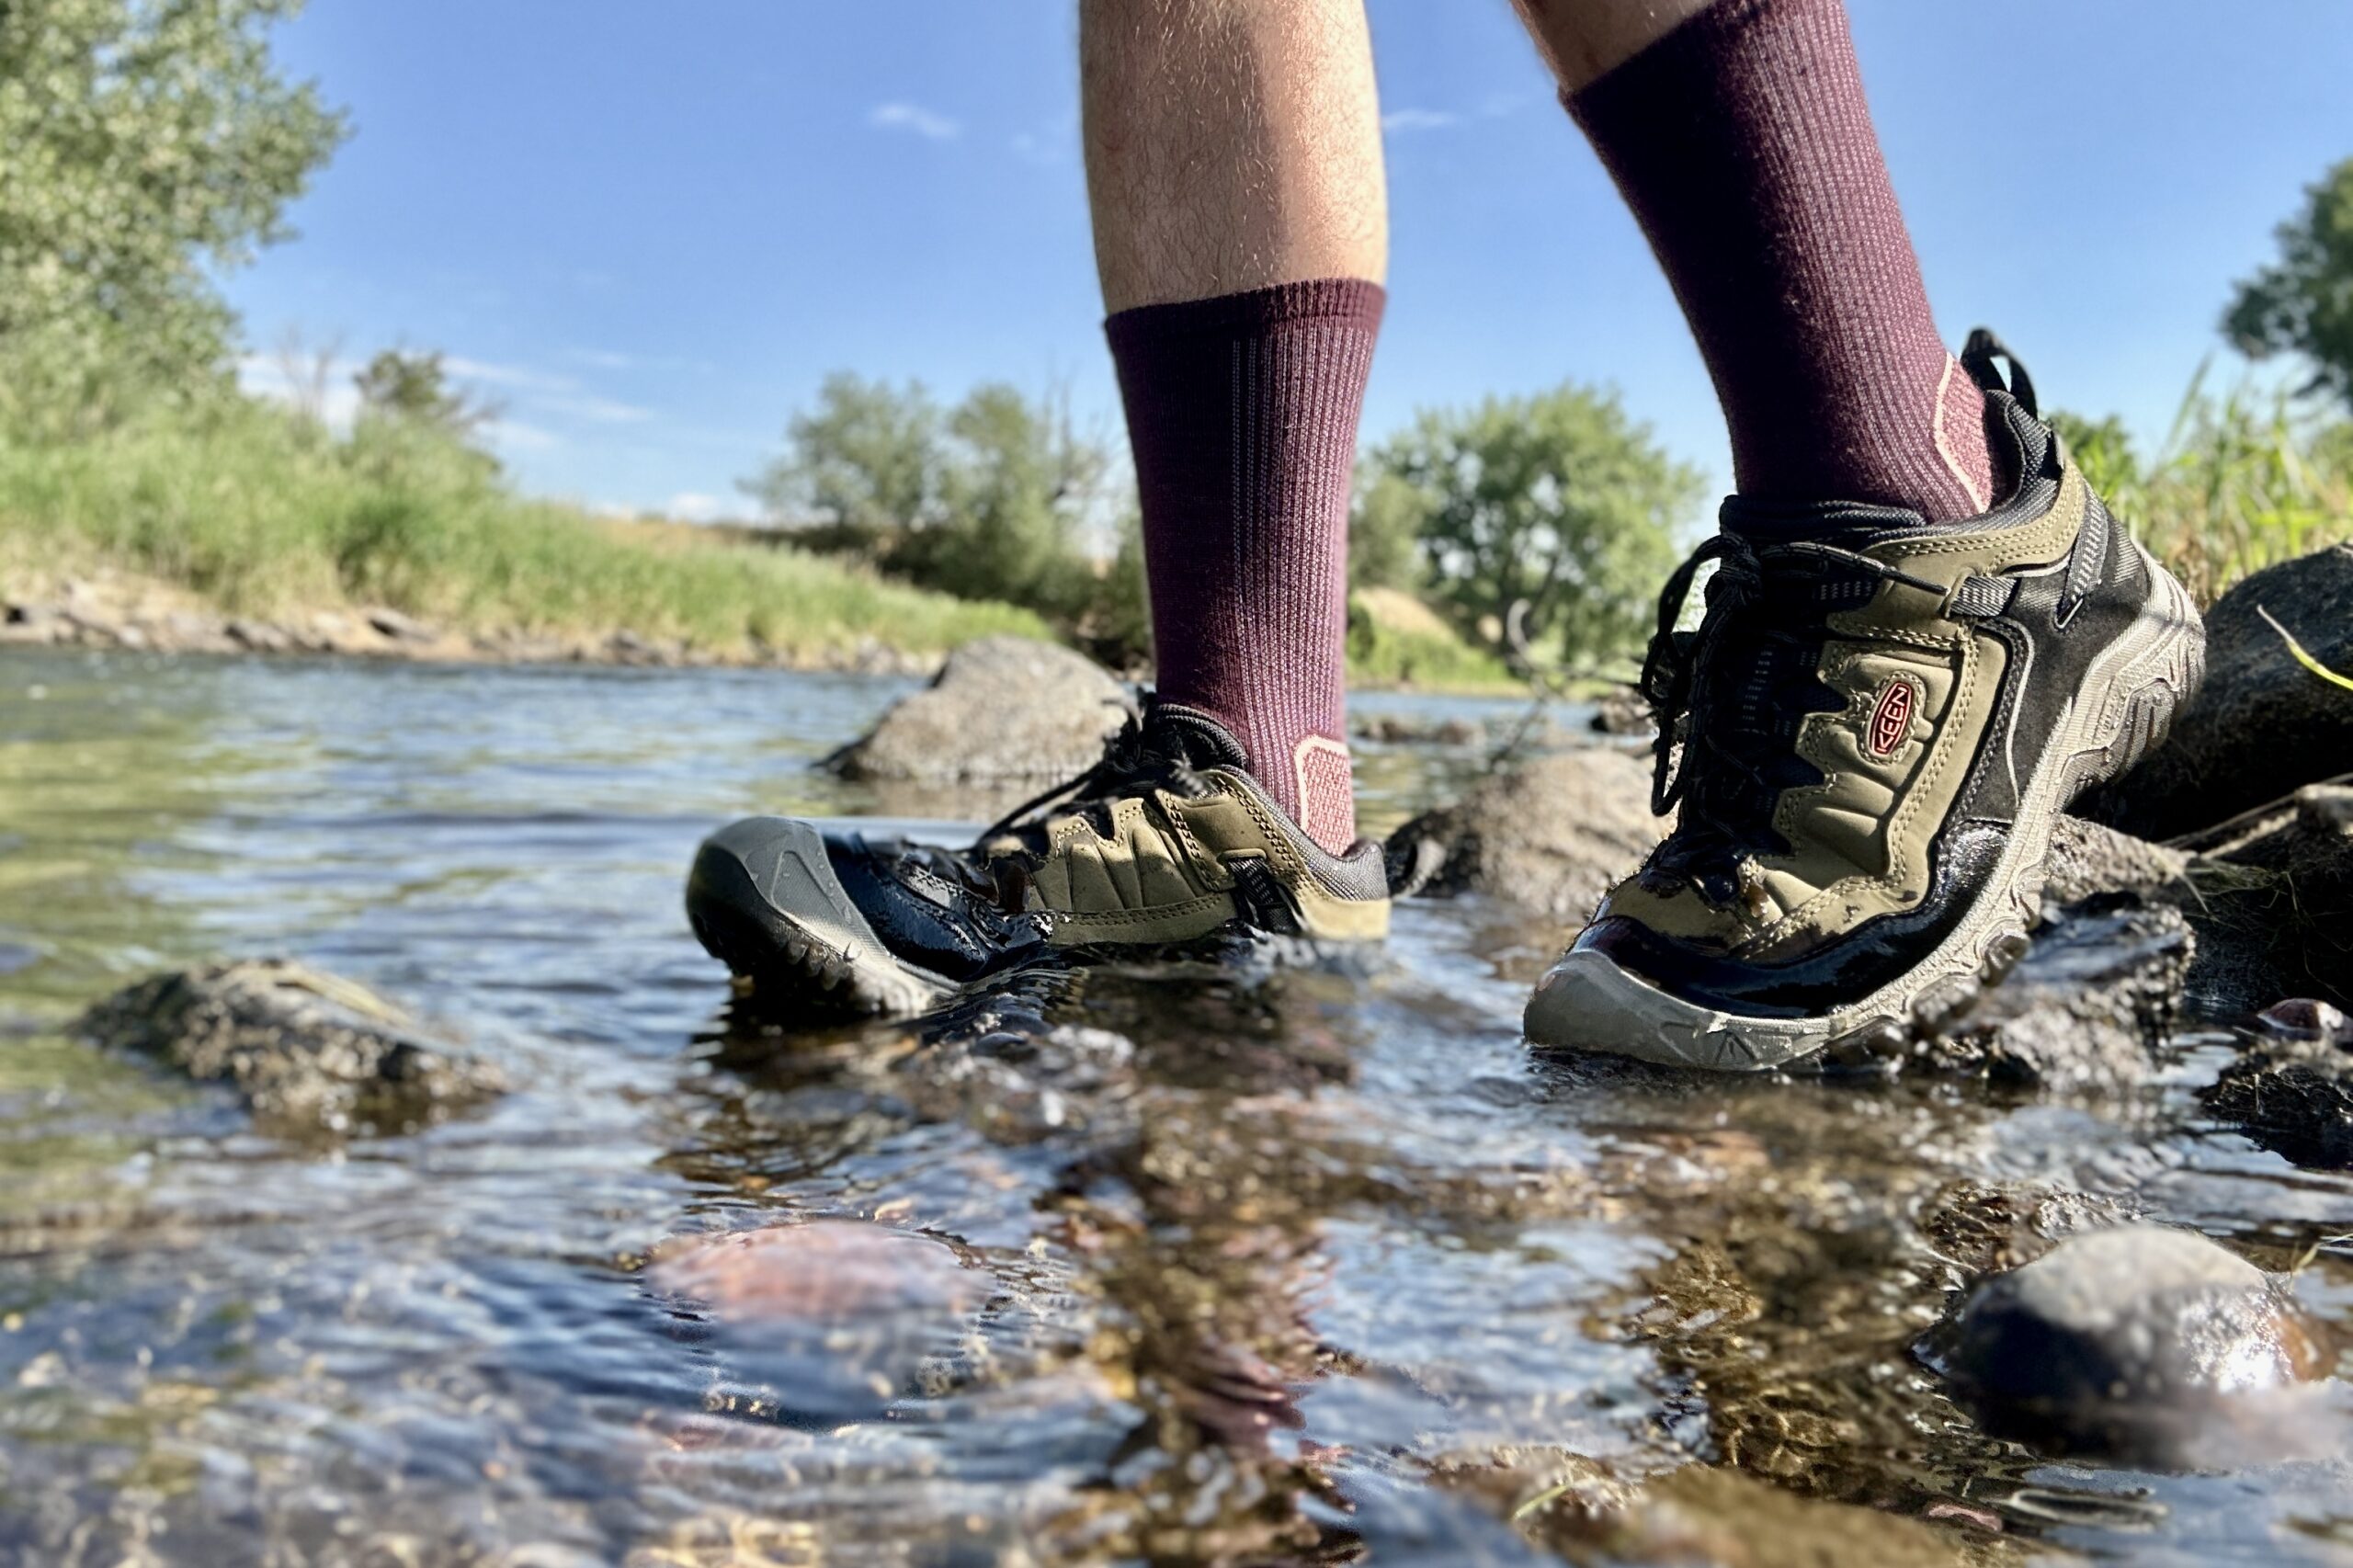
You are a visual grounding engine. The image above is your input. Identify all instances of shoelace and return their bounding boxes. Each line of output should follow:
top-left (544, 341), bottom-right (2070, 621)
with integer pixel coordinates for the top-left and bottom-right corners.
top-left (1639, 532), bottom-right (1944, 889)
top-left (978, 701), bottom-right (1210, 849)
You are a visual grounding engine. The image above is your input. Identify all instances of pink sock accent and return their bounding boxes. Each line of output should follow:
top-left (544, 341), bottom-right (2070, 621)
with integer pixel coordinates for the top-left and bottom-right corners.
top-left (1568, 0), bottom-right (1995, 522)
top-left (1105, 280), bottom-right (1384, 854)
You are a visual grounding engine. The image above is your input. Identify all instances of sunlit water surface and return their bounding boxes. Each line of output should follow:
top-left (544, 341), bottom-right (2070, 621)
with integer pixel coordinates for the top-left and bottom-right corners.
top-left (0, 646), bottom-right (2348, 1566)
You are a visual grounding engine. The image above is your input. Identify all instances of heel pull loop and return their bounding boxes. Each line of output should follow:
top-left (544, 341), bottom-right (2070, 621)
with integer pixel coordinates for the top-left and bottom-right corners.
top-left (1959, 327), bottom-right (2038, 417)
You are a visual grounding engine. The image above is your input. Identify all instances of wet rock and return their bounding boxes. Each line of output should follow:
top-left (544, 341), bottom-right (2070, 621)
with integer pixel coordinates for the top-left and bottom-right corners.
top-left (647, 1220), bottom-right (980, 1326)
top-left (1350, 712), bottom-right (1481, 746)
top-left (75, 960), bottom-right (504, 1134)
top-left (1587, 683), bottom-right (1653, 736)
top-left (1895, 901), bottom-right (2192, 1088)
top-left (1931, 1224), bottom-right (2323, 1463)
top-left (827, 634), bottom-right (1133, 783)
top-left (647, 1221), bottom-right (983, 1419)
top-left (364, 606), bottom-right (437, 643)
top-left (2083, 543), bottom-right (2353, 839)
top-left (224, 617), bottom-right (291, 653)
top-left (2177, 783), bottom-right (2353, 1011)
top-left (1382, 748), bottom-right (1665, 919)
top-left (2203, 1029), bottom-right (2353, 1169)
top-left (2043, 814), bottom-right (2188, 904)
top-left (2258, 997), bottom-right (2353, 1043)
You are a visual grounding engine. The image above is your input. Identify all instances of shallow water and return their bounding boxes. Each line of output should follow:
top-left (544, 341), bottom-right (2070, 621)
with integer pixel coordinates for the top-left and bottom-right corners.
top-left (0, 645), bottom-right (2349, 1566)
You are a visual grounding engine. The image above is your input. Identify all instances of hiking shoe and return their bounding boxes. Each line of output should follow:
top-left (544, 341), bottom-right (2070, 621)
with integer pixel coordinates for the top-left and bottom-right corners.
top-left (1524, 333), bottom-right (2205, 1071)
top-left (686, 699), bottom-right (1390, 1015)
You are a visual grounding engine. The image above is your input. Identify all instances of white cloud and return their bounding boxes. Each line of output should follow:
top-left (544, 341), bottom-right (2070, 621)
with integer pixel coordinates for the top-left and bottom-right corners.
top-left (665, 490), bottom-right (762, 525)
top-left (445, 355), bottom-right (574, 392)
top-left (1381, 108), bottom-right (1461, 134)
top-left (483, 418), bottom-right (562, 452)
top-left (238, 351), bottom-right (363, 431)
top-left (870, 101), bottom-right (961, 142)
top-left (568, 347), bottom-right (635, 370)
top-left (540, 392), bottom-right (654, 425)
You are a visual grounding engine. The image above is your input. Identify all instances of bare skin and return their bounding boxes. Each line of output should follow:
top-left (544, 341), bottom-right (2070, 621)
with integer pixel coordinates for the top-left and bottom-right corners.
top-left (1079, 0), bottom-right (1387, 312)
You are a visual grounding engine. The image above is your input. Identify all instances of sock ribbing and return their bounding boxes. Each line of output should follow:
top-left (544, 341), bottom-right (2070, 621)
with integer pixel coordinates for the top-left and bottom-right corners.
top-left (1567, 0), bottom-right (1994, 521)
top-left (1106, 280), bottom-right (1383, 854)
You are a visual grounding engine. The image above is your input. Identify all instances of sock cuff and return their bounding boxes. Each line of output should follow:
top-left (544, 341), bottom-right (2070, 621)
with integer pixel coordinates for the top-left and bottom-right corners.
top-left (1565, 0), bottom-right (1830, 115)
top-left (1105, 278), bottom-right (1385, 349)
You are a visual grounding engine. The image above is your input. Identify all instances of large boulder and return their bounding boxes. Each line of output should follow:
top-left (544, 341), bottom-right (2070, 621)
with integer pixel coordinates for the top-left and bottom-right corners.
top-left (76, 960), bottom-right (504, 1135)
top-left (1929, 1224), bottom-right (2324, 1463)
top-left (826, 635), bottom-right (1132, 784)
top-left (2082, 544), bottom-right (2353, 839)
top-left (1382, 748), bottom-right (1666, 920)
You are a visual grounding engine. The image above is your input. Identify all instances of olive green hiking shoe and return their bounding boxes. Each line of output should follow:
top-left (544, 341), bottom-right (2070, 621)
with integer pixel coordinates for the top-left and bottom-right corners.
top-left (687, 698), bottom-right (1391, 1016)
top-left (1525, 333), bottom-right (2206, 1071)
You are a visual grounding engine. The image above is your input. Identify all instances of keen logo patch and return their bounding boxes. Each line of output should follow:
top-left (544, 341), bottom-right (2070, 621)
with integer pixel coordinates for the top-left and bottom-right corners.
top-left (1866, 678), bottom-right (1915, 759)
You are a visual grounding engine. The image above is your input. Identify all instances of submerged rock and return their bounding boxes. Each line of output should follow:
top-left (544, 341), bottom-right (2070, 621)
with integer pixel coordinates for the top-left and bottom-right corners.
top-left (2082, 543), bottom-right (2353, 839)
top-left (826, 634), bottom-right (1133, 783)
top-left (1381, 748), bottom-right (1665, 919)
top-left (1932, 1224), bottom-right (2323, 1464)
top-left (76, 960), bottom-right (503, 1133)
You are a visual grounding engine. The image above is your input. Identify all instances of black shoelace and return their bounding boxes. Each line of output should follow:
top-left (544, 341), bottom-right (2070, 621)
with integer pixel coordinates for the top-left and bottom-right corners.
top-left (1638, 532), bottom-right (1944, 896)
top-left (978, 701), bottom-right (1214, 851)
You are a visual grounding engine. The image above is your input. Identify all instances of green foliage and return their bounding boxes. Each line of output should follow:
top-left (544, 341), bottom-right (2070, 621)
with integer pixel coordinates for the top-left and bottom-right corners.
top-left (1348, 469), bottom-right (1426, 592)
top-left (352, 349), bottom-right (497, 445)
top-left (2055, 366), bottom-right (2353, 604)
top-left (2224, 157), bottom-right (2353, 411)
top-left (1363, 384), bottom-right (1701, 671)
top-left (744, 372), bottom-right (1124, 631)
top-left (0, 0), bottom-right (346, 432)
top-left (0, 402), bottom-right (1046, 656)
top-left (1345, 596), bottom-right (1514, 690)
top-left (742, 372), bottom-right (946, 556)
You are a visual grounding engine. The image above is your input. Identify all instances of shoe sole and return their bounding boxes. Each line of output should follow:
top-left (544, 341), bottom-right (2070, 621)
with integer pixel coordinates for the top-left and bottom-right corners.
top-left (686, 816), bottom-right (953, 1017)
top-left (1523, 542), bottom-right (2206, 1072)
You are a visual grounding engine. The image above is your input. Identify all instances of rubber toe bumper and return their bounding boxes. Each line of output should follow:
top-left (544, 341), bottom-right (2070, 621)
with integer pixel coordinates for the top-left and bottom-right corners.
top-left (685, 816), bottom-right (951, 1017)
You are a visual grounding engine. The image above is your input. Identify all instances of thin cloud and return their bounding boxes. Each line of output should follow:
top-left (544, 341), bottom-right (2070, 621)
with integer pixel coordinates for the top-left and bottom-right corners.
top-left (665, 491), bottom-right (761, 525)
top-left (1381, 108), bottom-right (1461, 134)
top-left (568, 347), bottom-right (635, 370)
top-left (483, 418), bottom-right (562, 452)
top-left (446, 356), bottom-right (574, 392)
top-left (870, 101), bottom-right (961, 142)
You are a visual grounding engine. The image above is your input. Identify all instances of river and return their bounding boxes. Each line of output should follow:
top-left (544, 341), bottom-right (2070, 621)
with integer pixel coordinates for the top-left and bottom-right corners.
top-left (0, 645), bottom-right (2348, 1565)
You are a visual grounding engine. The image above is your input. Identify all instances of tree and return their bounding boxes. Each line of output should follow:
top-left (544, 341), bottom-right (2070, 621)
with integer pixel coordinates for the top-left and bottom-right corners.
top-left (1347, 467), bottom-right (1426, 592)
top-left (741, 372), bottom-right (947, 555)
top-left (1364, 384), bottom-right (1701, 670)
top-left (0, 0), bottom-right (346, 428)
top-left (741, 374), bottom-right (1118, 623)
top-left (2224, 157), bottom-right (2353, 411)
top-left (354, 349), bottom-right (497, 443)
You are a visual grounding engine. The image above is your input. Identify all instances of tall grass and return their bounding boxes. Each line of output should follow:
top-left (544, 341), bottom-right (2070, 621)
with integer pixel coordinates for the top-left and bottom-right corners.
top-left (0, 402), bottom-right (1048, 657)
top-left (2056, 368), bottom-right (2353, 605)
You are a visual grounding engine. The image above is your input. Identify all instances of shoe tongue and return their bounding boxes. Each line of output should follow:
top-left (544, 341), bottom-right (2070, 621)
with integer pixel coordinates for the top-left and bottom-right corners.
top-left (1142, 699), bottom-right (1253, 770)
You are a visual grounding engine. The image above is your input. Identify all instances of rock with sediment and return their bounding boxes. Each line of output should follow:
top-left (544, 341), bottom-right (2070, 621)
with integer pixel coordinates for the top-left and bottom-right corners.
top-left (2203, 1027), bottom-right (2353, 1169)
top-left (1895, 901), bottom-right (2193, 1088)
top-left (2171, 782), bottom-right (2353, 1012)
top-left (1931, 1224), bottom-right (2323, 1463)
top-left (826, 634), bottom-right (1134, 783)
top-left (2043, 814), bottom-right (2189, 903)
top-left (1381, 747), bottom-right (1667, 920)
top-left (75, 960), bottom-right (504, 1134)
top-left (2082, 543), bottom-right (2353, 839)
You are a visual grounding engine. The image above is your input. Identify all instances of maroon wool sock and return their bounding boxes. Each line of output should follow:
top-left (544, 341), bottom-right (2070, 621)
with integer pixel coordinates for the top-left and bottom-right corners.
top-left (1567, 0), bottom-right (1995, 521)
top-left (1105, 280), bottom-right (1382, 855)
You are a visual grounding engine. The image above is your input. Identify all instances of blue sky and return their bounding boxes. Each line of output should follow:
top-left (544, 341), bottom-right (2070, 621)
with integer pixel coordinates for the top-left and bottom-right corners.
top-left (227, 1), bottom-right (2353, 522)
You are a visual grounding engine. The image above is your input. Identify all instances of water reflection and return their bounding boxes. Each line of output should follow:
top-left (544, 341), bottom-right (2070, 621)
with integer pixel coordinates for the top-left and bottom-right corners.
top-left (0, 647), bottom-right (2348, 1564)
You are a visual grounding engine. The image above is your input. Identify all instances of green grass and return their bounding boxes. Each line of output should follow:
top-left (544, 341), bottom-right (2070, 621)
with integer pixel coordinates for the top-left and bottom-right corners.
top-left (0, 403), bottom-right (1049, 659)
top-left (2055, 369), bottom-right (2353, 606)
